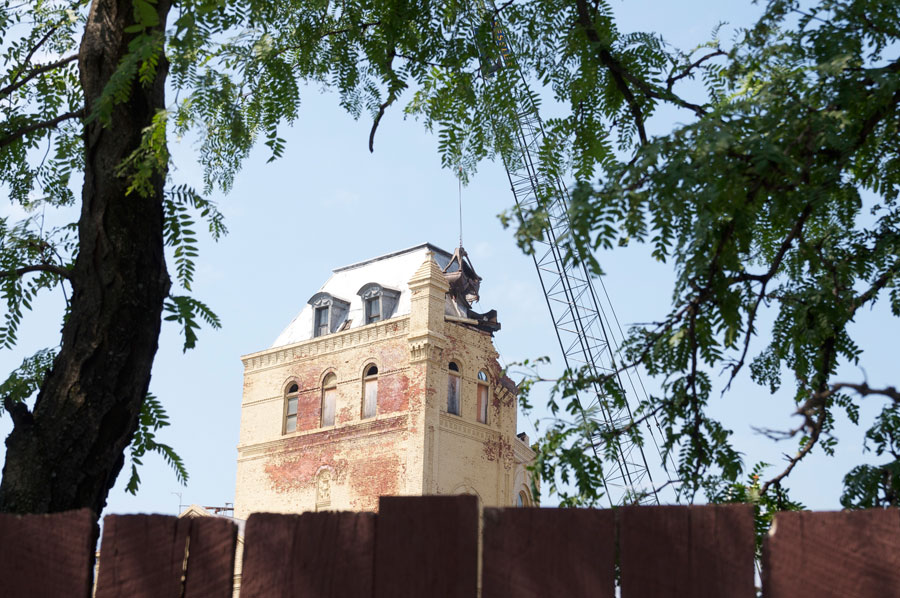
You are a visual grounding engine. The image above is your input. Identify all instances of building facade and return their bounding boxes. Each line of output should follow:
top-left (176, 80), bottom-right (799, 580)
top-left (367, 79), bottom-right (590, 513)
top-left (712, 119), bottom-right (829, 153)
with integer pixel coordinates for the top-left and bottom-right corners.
top-left (234, 243), bottom-right (534, 519)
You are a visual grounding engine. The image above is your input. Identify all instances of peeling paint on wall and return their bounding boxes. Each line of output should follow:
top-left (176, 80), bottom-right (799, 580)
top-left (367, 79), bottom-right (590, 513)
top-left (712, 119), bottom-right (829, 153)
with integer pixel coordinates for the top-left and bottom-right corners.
top-left (483, 436), bottom-right (515, 470)
top-left (349, 453), bottom-right (404, 511)
top-left (236, 248), bottom-right (535, 519)
top-left (262, 415), bottom-right (408, 493)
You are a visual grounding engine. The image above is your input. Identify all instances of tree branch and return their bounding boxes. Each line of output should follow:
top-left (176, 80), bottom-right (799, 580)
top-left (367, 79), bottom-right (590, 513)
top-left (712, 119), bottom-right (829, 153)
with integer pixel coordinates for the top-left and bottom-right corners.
top-left (317, 20), bottom-right (380, 39)
top-left (394, 53), bottom-right (454, 69)
top-left (759, 407), bottom-right (824, 495)
top-left (369, 51), bottom-right (400, 153)
top-left (666, 49), bottom-right (726, 93)
top-left (492, 0), bottom-right (515, 14)
top-left (828, 382), bottom-right (900, 404)
top-left (5, 25), bottom-right (59, 90)
top-left (0, 263), bottom-right (72, 281)
top-left (724, 203), bottom-right (814, 389)
top-left (3, 396), bottom-right (34, 429)
top-left (0, 108), bottom-right (84, 149)
top-left (0, 54), bottom-right (78, 99)
top-left (573, 0), bottom-right (648, 144)
top-left (759, 333), bottom-right (837, 494)
top-left (851, 259), bottom-right (900, 315)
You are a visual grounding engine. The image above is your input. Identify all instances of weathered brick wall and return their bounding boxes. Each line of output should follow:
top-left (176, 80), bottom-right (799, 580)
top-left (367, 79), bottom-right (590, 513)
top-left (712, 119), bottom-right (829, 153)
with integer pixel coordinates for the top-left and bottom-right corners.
top-left (234, 252), bottom-right (535, 520)
top-left (235, 320), bottom-right (415, 518)
top-left (430, 321), bottom-right (525, 506)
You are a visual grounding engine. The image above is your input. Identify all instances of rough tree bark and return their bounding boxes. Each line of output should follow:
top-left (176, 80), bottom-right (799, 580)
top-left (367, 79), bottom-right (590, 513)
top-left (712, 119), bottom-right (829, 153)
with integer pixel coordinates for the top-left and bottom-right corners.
top-left (0, 0), bottom-right (172, 515)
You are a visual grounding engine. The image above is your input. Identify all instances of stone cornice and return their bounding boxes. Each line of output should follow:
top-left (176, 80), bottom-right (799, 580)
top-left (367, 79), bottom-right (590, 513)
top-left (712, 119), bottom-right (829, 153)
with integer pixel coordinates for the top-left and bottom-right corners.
top-left (513, 436), bottom-right (536, 464)
top-left (439, 412), bottom-right (499, 443)
top-left (237, 413), bottom-right (409, 458)
top-left (242, 317), bottom-right (410, 372)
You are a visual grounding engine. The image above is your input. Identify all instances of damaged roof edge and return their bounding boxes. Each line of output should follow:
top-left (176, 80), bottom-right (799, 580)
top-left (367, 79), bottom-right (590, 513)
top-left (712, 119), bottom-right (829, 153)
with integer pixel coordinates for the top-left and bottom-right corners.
top-left (332, 242), bottom-right (453, 273)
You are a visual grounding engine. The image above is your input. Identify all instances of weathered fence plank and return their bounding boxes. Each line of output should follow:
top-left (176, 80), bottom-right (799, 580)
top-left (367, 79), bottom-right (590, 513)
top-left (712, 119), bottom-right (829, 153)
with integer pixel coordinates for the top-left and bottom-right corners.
top-left (620, 504), bottom-right (755, 598)
top-left (482, 506), bottom-right (615, 598)
top-left (374, 495), bottom-right (478, 598)
top-left (240, 511), bottom-right (376, 597)
top-left (763, 509), bottom-right (900, 598)
top-left (12, 499), bottom-right (900, 598)
top-left (95, 514), bottom-right (236, 598)
top-left (0, 508), bottom-right (96, 598)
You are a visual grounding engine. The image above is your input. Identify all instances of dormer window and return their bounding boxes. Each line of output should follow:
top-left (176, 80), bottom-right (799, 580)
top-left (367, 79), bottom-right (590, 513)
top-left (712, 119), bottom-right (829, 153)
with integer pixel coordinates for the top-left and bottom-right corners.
top-left (357, 283), bottom-right (400, 326)
top-left (315, 306), bottom-right (329, 337)
top-left (308, 292), bottom-right (350, 338)
top-left (365, 295), bottom-right (381, 324)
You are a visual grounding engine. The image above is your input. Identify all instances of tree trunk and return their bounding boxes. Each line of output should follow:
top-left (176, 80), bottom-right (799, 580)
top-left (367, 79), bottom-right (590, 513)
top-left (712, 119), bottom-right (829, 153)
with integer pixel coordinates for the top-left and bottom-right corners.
top-left (0, 0), bottom-right (171, 516)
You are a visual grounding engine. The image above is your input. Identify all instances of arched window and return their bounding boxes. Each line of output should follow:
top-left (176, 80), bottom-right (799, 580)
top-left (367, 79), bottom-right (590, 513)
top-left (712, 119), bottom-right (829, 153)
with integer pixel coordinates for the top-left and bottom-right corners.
top-left (284, 382), bottom-right (299, 433)
top-left (517, 490), bottom-right (529, 507)
top-left (447, 361), bottom-right (461, 415)
top-left (363, 365), bottom-right (378, 419)
top-left (477, 370), bottom-right (489, 424)
top-left (321, 373), bottom-right (337, 426)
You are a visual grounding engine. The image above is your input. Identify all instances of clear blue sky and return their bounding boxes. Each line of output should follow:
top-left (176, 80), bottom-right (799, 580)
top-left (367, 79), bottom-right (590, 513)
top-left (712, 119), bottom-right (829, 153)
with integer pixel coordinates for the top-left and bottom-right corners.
top-left (2, 0), bottom-right (897, 515)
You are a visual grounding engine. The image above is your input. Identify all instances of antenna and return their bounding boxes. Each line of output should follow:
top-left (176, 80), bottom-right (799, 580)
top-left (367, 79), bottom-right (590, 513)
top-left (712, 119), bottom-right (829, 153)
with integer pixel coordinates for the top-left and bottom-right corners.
top-left (171, 491), bottom-right (185, 515)
top-left (458, 165), bottom-right (464, 248)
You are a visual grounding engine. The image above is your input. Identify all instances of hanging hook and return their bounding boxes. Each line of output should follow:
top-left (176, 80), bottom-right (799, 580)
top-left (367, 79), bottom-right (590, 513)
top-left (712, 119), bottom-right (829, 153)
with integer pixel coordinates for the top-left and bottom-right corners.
top-left (458, 165), bottom-right (464, 249)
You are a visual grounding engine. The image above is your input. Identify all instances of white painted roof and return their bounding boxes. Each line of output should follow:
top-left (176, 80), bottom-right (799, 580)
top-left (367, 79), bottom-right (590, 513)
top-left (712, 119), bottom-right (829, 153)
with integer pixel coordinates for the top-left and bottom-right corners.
top-left (271, 243), bottom-right (454, 348)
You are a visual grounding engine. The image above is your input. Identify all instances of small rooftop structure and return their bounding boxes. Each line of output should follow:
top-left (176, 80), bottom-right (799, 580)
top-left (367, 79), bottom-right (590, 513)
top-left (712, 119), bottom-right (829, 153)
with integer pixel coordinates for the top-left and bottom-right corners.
top-left (179, 504), bottom-right (246, 536)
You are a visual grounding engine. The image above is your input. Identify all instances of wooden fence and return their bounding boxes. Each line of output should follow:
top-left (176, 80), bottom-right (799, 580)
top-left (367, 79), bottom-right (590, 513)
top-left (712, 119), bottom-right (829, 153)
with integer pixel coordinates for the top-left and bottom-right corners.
top-left (2, 495), bottom-right (899, 597)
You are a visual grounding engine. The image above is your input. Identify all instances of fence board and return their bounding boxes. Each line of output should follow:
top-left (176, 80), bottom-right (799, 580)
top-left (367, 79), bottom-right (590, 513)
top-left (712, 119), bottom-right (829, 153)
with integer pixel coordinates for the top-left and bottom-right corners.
top-left (0, 508), bottom-right (96, 598)
top-left (482, 507), bottom-right (614, 598)
top-left (763, 509), bottom-right (900, 598)
top-left (374, 495), bottom-right (478, 598)
top-left (240, 511), bottom-right (376, 597)
top-left (620, 504), bottom-right (754, 598)
top-left (95, 514), bottom-right (236, 598)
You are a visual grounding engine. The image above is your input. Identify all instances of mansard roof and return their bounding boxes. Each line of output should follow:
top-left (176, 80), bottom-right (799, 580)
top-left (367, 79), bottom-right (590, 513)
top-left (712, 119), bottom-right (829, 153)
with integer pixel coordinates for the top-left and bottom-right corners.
top-left (271, 243), bottom-right (455, 348)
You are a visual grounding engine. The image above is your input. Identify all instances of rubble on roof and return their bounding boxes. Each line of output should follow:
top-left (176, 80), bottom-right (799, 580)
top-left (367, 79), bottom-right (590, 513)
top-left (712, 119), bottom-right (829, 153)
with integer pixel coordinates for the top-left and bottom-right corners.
top-left (442, 246), bottom-right (501, 334)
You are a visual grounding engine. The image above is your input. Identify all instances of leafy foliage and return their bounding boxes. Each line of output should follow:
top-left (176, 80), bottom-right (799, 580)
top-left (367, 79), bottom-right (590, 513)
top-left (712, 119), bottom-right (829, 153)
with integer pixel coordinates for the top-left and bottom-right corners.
top-left (498, 0), bottom-right (900, 509)
top-left (164, 184), bottom-right (228, 292)
top-left (0, 349), bottom-right (58, 406)
top-left (708, 462), bottom-right (805, 556)
top-left (164, 295), bottom-right (222, 352)
top-left (841, 404), bottom-right (900, 508)
top-left (126, 393), bottom-right (189, 495)
top-left (2, 0), bottom-right (897, 517)
top-left (0, 218), bottom-right (74, 349)
top-left (0, 0), bottom-right (221, 496)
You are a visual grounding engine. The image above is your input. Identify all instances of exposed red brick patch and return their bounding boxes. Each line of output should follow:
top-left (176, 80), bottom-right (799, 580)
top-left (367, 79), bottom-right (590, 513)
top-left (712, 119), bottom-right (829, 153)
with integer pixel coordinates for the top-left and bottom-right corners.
top-left (379, 372), bottom-right (409, 414)
top-left (483, 436), bottom-right (514, 470)
top-left (297, 389), bottom-right (322, 431)
top-left (376, 341), bottom-right (409, 370)
top-left (264, 415), bottom-right (409, 492)
top-left (350, 453), bottom-right (404, 511)
top-left (264, 445), bottom-right (348, 493)
top-left (338, 403), bottom-right (356, 425)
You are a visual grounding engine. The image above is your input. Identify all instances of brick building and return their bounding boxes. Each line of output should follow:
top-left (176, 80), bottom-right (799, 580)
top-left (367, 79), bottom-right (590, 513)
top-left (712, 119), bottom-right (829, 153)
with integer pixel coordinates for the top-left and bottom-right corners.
top-left (234, 243), bottom-right (535, 518)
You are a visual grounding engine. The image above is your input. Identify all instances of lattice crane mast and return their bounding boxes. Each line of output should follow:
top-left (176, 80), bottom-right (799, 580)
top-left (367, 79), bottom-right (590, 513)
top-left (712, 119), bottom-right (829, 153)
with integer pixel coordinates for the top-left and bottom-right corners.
top-left (479, 3), bottom-right (666, 506)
